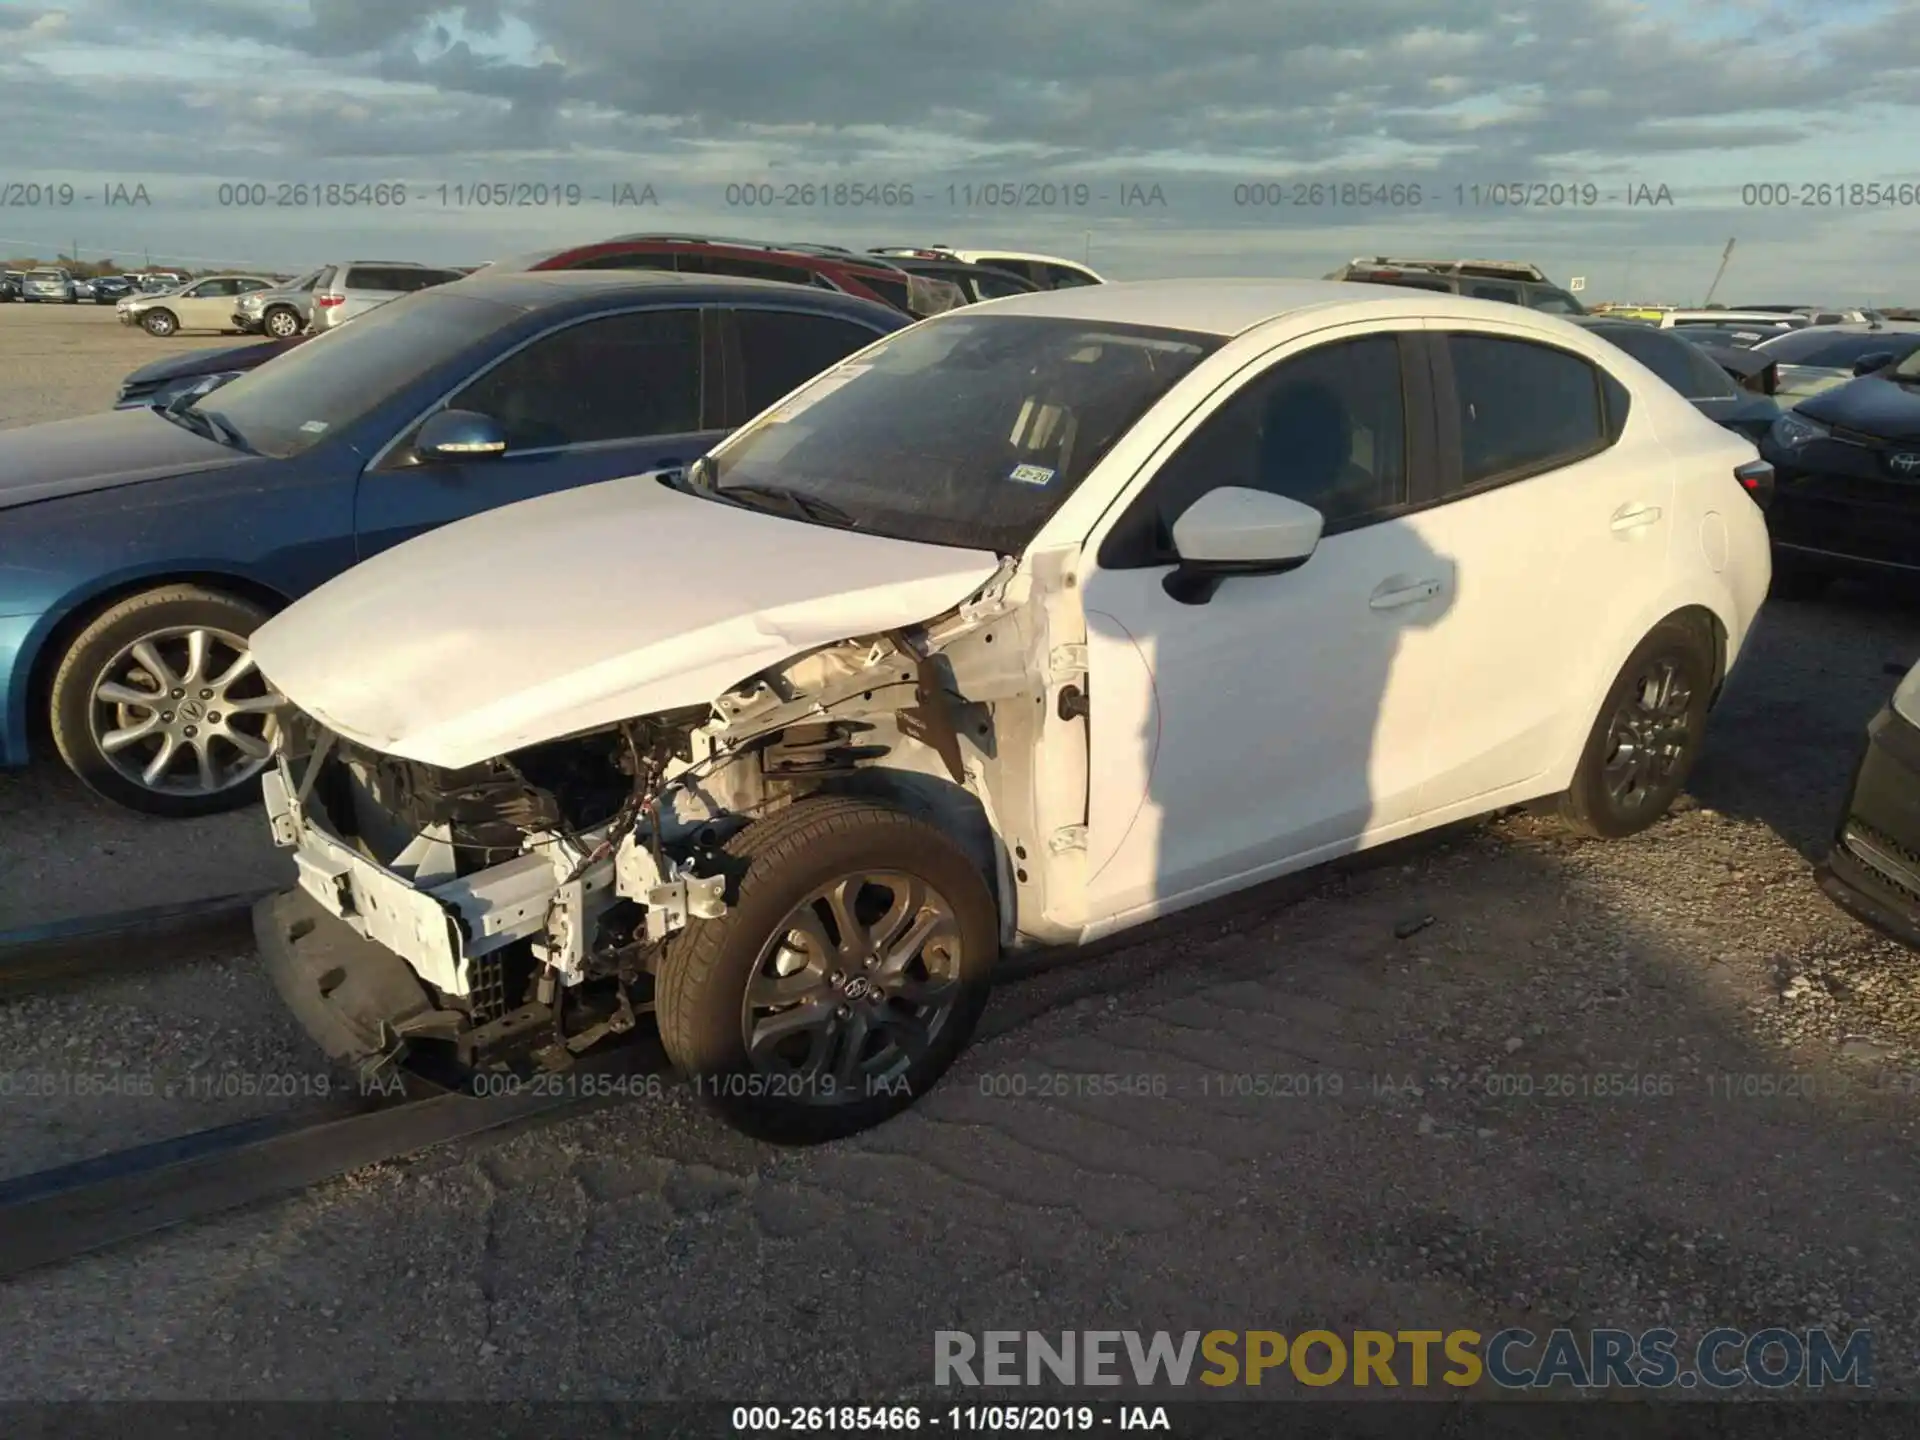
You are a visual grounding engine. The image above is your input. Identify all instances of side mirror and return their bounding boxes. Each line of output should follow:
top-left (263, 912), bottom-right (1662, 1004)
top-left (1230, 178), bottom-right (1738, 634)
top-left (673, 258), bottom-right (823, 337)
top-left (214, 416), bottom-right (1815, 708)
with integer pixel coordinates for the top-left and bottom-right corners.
top-left (1163, 487), bottom-right (1325, 605)
top-left (1854, 352), bottom-right (1895, 376)
top-left (415, 408), bottom-right (507, 462)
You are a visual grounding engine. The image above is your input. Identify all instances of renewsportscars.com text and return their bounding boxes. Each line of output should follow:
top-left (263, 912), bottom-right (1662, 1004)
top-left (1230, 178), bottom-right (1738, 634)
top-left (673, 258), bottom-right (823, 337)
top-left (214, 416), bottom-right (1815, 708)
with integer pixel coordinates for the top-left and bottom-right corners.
top-left (933, 1327), bottom-right (1872, 1390)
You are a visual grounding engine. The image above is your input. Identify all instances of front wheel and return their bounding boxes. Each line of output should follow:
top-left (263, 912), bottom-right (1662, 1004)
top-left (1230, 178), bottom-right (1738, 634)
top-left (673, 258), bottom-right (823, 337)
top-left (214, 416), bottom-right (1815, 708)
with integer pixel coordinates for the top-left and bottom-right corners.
top-left (263, 306), bottom-right (302, 338)
top-left (656, 797), bottom-right (998, 1143)
top-left (1557, 615), bottom-right (1716, 839)
top-left (141, 308), bottom-right (177, 336)
top-left (48, 585), bottom-right (285, 817)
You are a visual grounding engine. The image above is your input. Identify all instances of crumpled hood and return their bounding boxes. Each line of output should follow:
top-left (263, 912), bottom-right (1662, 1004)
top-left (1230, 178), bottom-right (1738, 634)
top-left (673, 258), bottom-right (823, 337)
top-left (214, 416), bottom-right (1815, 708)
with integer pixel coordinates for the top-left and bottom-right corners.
top-left (249, 476), bottom-right (1004, 769)
top-left (0, 407), bottom-right (254, 513)
top-left (1797, 373), bottom-right (1920, 442)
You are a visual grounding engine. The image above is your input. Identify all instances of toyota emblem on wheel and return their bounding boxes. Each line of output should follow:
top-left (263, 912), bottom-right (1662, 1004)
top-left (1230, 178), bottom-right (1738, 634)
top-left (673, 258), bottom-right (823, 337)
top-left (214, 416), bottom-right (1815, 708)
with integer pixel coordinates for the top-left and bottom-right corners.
top-left (1889, 452), bottom-right (1920, 475)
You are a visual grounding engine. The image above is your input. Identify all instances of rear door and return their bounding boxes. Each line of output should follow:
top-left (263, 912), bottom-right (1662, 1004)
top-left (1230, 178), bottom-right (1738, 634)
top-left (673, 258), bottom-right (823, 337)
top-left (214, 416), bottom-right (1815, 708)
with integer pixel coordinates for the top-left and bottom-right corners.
top-left (175, 277), bottom-right (237, 328)
top-left (717, 305), bottom-right (899, 425)
top-left (353, 305), bottom-right (726, 558)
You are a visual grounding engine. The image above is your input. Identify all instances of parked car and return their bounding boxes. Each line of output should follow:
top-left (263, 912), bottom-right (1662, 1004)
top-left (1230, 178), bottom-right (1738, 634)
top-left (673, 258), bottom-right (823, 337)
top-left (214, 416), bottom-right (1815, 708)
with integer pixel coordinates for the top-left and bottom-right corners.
top-left (114, 335), bottom-right (308, 410)
top-left (1658, 310), bottom-right (1806, 334)
top-left (310, 261), bottom-right (466, 333)
top-left (136, 272), bottom-right (189, 293)
top-left (245, 280), bottom-right (1770, 1142)
top-left (1733, 305), bottom-right (1881, 326)
top-left (1669, 321), bottom-right (1799, 350)
top-left (0, 273), bottom-right (907, 816)
top-left (117, 274), bottom-right (278, 336)
top-left (1571, 316), bottom-right (1782, 447)
top-left (1326, 258), bottom-right (1585, 314)
top-left (22, 267), bottom-right (77, 303)
top-left (873, 246), bottom-right (1104, 291)
top-left (1757, 347), bottom-right (1920, 597)
top-left (0, 271), bottom-right (20, 302)
top-left (233, 268), bottom-right (326, 337)
top-left (72, 278), bottom-right (96, 301)
top-left (496, 235), bottom-right (963, 318)
top-left (860, 252), bottom-right (1040, 304)
top-left (1748, 324), bottom-right (1920, 402)
top-left (1818, 657), bottom-right (1920, 952)
top-left (87, 275), bottom-right (135, 305)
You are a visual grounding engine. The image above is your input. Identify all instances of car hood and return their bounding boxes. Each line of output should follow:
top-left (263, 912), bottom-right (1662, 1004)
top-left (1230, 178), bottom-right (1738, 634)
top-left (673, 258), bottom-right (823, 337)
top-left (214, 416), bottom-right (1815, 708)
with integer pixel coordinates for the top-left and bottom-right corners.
top-left (1797, 373), bottom-right (1920, 441)
top-left (120, 337), bottom-right (302, 387)
top-left (0, 407), bottom-right (256, 512)
top-left (249, 477), bottom-right (1005, 769)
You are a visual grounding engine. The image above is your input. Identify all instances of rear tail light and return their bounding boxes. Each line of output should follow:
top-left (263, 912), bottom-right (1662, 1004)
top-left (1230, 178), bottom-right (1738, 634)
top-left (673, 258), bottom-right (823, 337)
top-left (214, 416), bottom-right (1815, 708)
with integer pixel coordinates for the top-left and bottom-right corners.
top-left (315, 293), bottom-right (344, 307)
top-left (1735, 458), bottom-right (1775, 510)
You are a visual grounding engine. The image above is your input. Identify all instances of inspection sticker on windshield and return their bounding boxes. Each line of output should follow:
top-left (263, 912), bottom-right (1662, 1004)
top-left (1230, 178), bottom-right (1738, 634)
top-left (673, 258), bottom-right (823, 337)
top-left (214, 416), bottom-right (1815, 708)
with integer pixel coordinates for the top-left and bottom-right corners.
top-left (1007, 463), bottom-right (1056, 486)
top-left (299, 420), bottom-right (329, 434)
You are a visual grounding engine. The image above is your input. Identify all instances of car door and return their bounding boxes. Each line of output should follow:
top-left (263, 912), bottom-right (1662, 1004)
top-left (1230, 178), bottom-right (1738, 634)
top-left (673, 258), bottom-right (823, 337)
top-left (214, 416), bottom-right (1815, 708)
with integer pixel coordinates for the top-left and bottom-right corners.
top-left (717, 304), bottom-right (898, 424)
top-left (1401, 325), bottom-right (1670, 811)
top-left (1075, 325), bottom-right (1456, 924)
top-left (175, 278), bottom-right (234, 328)
top-left (352, 305), bottom-right (725, 559)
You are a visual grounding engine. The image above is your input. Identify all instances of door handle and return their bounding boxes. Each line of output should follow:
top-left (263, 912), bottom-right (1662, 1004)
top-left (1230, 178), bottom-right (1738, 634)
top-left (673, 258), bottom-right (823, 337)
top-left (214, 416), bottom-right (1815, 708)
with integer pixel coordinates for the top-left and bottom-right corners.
top-left (1369, 578), bottom-right (1444, 610)
top-left (1610, 503), bottom-right (1663, 533)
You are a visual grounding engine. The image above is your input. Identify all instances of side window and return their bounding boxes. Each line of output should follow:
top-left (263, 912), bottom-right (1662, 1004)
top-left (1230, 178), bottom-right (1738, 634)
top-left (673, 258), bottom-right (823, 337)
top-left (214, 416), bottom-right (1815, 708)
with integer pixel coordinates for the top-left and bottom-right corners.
top-left (1444, 334), bottom-right (1608, 492)
top-left (343, 267), bottom-right (388, 290)
top-left (733, 310), bottom-right (883, 417)
top-left (235, 279), bottom-right (271, 294)
top-left (685, 255), bottom-right (816, 286)
top-left (185, 279), bottom-right (225, 297)
top-left (1102, 335), bottom-right (1410, 568)
top-left (1044, 264), bottom-right (1099, 289)
top-left (1530, 290), bottom-right (1582, 314)
top-left (971, 269), bottom-right (1032, 299)
top-left (569, 252), bottom-right (679, 272)
top-left (1468, 283), bottom-right (1522, 304)
top-left (445, 309), bottom-right (703, 452)
top-left (978, 257), bottom-right (1041, 286)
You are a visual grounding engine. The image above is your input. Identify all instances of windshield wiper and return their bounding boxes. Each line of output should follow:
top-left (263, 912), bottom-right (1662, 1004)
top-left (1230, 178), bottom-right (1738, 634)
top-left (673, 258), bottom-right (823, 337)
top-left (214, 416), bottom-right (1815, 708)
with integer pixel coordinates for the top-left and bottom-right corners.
top-left (194, 407), bottom-right (253, 451)
top-left (154, 402), bottom-right (252, 452)
top-left (718, 483), bottom-right (858, 529)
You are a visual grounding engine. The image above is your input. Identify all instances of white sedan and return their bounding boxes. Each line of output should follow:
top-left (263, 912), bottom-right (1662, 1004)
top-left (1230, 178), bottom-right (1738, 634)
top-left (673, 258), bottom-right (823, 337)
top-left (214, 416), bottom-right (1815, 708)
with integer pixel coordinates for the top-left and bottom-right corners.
top-left (249, 279), bottom-right (1773, 1142)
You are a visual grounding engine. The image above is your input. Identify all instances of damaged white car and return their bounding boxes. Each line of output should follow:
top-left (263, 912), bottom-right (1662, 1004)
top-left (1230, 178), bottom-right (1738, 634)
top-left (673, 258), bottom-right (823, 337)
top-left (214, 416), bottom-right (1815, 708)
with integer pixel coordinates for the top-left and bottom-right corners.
top-left (251, 280), bottom-right (1771, 1141)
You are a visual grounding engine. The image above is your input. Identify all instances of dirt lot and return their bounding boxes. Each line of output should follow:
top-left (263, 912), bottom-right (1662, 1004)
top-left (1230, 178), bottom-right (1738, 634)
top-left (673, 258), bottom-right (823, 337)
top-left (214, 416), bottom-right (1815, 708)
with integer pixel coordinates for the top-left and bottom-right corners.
top-left (2, 305), bottom-right (1920, 1403)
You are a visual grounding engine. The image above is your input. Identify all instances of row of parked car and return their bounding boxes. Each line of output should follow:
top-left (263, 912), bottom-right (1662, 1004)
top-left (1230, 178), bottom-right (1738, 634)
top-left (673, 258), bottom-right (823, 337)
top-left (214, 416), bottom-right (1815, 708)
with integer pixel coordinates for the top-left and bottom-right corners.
top-left (2, 239), bottom-right (1914, 1141)
top-left (0, 268), bottom-right (190, 304)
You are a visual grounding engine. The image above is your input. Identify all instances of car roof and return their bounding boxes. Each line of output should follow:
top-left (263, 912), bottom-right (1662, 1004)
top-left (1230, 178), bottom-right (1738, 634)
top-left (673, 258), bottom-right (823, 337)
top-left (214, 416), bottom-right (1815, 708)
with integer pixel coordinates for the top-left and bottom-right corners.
top-left (951, 277), bottom-right (1571, 337)
top-left (946, 248), bottom-right (1099, 269)
top-left (430, 267), bottom-right (904, 320)
top-left (501, 235), bottom-right (900, 275)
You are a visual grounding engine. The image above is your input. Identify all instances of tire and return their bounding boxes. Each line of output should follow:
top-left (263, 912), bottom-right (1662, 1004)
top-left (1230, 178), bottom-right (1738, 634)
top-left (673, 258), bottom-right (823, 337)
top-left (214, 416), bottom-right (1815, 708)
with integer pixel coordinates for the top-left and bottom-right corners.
top-left (656, 797), bottom-right (999, 1143)
top-left (1768, 557), bottom-right (1832, 602)
top-left (141, 308), bottom-right (177, 336)
top-left (49, 585), bottom-right (283, 818)
top-left (263, 306), bottom-right (302, 338)
top-left (1557, 615), bottom-right (1717, 840)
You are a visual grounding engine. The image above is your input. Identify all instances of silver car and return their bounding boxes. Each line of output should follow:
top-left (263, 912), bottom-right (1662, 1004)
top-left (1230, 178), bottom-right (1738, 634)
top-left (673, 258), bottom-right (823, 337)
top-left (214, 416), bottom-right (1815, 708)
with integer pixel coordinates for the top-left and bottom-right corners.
top-left (309, 260), bottom-right (465, 330)
top-left (233, 267), bottom-right (326, 337)
top-left (22, 267), bottom-right (76, 303)
top-left (116, 273), bottom-right (278, 336)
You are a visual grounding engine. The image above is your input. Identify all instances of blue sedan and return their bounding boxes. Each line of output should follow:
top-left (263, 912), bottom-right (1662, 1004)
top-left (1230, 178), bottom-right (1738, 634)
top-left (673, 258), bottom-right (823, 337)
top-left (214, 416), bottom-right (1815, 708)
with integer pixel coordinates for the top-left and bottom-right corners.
top-left (0, 271), bottom-right (906, 815)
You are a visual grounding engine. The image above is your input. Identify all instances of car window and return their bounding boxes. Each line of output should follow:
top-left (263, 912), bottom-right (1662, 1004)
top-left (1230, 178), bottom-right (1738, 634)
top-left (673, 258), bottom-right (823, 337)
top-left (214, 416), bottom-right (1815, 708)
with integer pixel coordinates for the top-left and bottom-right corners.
top-left (448, 308), bottom-right (703, 451)
top-left (347, 266), bottom-right (443, 292)
top-left (971, 268), bottom-right (1033, 299)
top-left (1756, 330), bottom-right (1920, 367)
top-left (1444, 334), bottom-right (1608, 491)
top-left (1595, 325), bottom-right (1737, 400)
top-left (1044, 264), bottom-right (1100, 289)
top-left (852, 273), bottom-right (912, 312)
top-left (1469, 283), bottom-right (1522, 304)
top-left (733, 309), bottom-right (886, 418)
top-left (1530, 290), bottom-right (1583, 314)
top-left (565, 252), bottom-right (679, 272)
top-left (235, 279), bottom-right (271, 293)
top-left (705, 313), bottom-right (1221, 553)
top-left (969, 257), bottom-right (1040, 285)
top-left (184, 279), bottom-right (225, 297)
top-left (1102, 334), bottom-right (1409, 566)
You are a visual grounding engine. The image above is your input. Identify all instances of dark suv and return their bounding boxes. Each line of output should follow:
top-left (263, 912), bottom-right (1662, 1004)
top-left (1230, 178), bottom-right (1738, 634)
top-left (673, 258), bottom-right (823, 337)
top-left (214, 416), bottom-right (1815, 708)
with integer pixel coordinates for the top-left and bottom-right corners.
top-left (1327, 257), bottom-right (1587, 314)
top-left (496, 235), bottom-right (963, 318)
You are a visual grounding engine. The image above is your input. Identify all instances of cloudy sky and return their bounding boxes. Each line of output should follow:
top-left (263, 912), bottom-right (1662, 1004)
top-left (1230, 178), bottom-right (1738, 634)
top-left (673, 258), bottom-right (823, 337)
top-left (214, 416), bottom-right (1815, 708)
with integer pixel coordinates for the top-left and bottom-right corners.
top-left (4, 0), bottom-right (1919, 302)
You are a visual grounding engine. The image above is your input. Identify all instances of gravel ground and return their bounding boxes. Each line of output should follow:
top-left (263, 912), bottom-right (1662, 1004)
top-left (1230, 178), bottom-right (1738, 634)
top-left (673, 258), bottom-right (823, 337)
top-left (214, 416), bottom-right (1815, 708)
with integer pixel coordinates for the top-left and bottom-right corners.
top-left (3, 318), bottom-right (1920, 1403)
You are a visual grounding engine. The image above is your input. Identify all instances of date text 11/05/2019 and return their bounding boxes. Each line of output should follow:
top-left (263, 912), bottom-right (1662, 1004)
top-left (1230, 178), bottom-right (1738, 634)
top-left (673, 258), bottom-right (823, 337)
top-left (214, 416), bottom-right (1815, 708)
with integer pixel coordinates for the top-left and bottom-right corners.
top-left (731, 1406), bottom-right (1170, 1432)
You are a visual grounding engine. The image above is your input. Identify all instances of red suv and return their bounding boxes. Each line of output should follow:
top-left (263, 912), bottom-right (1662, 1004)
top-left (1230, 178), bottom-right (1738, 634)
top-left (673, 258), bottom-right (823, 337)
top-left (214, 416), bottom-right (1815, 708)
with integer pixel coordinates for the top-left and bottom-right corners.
top-left (494, 234), bottom-right (963, 317)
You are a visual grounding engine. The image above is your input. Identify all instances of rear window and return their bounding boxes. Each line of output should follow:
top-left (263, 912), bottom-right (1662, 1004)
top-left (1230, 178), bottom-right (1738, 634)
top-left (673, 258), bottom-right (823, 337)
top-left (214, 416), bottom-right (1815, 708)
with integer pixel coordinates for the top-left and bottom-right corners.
top-left (27, 269), bottom-right (66, 280)
top-left (346, 266), bottom-right (460, 292)
top-left (1754, 330), bottom-right (1920, 367)
top-left (1596, 325), bottom-right (1737, 400)
top-left (854, 274), bottom-right (912, 312)
top-left (1348, 273), bottom-right (1455, 293)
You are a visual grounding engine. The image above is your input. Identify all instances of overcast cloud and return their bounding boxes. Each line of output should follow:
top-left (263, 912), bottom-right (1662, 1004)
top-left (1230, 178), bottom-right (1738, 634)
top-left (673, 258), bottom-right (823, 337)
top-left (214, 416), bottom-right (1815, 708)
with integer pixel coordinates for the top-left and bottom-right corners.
top-left (3, 0), bottom-right (1918, 300)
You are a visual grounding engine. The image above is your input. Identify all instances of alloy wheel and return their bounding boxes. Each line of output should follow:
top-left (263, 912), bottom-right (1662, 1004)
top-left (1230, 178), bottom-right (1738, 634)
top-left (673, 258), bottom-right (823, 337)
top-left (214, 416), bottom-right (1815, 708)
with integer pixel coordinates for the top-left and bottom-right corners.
top-left (1600, 657), bottom-right (1694, 813)
top-left (742, 871), bottom-right (965, 1101)
top-left (87, 626), bottom-right (283, 798)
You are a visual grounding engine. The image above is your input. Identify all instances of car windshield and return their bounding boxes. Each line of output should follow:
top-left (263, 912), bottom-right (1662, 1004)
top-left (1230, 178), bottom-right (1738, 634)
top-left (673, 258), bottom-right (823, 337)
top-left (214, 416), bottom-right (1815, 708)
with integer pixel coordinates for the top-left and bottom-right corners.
top-left (1758, 330), bottom-right (1920, 368)
top-left (702, 313), bottom-right (1222, 552)
top-left (180, 291), bottom-right (510, 459)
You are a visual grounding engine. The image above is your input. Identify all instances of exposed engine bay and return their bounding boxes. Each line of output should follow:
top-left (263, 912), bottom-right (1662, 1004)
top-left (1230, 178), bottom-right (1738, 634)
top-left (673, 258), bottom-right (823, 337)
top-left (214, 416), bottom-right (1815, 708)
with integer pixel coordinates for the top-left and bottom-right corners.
top-left (261, 556), bottom-right (1092, 1079)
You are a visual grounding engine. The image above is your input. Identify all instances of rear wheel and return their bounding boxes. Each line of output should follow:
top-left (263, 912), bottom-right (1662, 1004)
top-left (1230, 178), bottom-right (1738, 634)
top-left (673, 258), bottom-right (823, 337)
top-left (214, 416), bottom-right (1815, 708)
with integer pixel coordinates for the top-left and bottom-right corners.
top-left (48, 585), bottom-right (285, 817)
top-left (656, 797), bottom-right (998, 1143)
top-left (1557, 615), bottom-right (1716, 839)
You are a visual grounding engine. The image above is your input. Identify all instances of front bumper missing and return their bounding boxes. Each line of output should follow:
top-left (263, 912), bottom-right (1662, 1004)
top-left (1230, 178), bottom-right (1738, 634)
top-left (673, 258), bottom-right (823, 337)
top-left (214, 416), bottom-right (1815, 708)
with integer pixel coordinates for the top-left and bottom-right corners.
top-left (261, 750), bottom-right (726, 1000)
